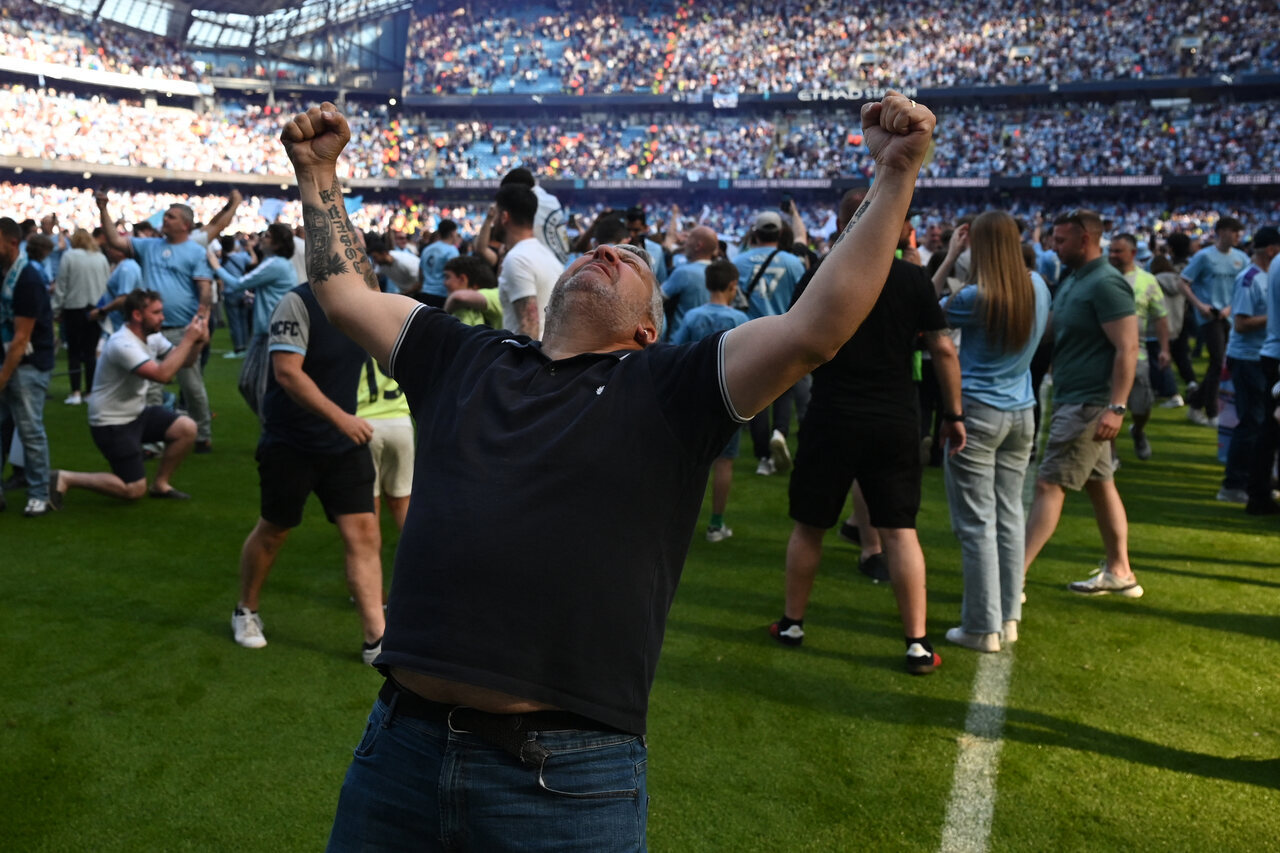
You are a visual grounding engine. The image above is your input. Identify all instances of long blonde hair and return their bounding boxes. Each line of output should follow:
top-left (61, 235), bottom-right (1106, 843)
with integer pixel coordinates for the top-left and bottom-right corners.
top-left (969, 211), bottom-right (1034, 353)
top-left (70, 228), bottom-right (98, 252)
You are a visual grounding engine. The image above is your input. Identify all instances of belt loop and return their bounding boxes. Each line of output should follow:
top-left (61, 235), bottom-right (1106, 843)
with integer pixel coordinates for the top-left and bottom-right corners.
top-left (382, 685), bottom-right (399, 729)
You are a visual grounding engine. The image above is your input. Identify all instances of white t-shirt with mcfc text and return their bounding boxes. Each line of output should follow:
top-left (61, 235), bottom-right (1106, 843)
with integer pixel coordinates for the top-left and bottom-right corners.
top-left (88, 327), bottom-right (173, 426)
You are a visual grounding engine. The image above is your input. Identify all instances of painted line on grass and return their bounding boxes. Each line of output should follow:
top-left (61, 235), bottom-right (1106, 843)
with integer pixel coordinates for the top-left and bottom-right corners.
top-left (937, 650), bottom-right (1014, 853)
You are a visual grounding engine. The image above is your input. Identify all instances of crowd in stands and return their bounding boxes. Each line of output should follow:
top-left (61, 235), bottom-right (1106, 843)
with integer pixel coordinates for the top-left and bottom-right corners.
top-left (5, 84), bottom-right (1277, 182)
top-left (1, 0), bottom-right (195, 80)
top-left (405, 0), bottom-right (1280, 96)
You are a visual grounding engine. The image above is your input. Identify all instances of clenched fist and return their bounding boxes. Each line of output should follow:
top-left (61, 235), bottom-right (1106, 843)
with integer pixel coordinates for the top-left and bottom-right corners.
top-left (861, 92), bottom-right (935, 175)
top-left (280, 102), bottom-right (352, 175)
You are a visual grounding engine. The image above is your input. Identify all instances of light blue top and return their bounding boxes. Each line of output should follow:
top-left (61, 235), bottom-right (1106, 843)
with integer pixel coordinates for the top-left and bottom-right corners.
top-left (102, 257), bottom-right (142, 329)
top-left (1227, 264), bottom-right (1269, 362)
top-left (945, 272), bottom-right (1051, 411)
top-left (1263, 261), bottom-right (1280, 360)
top-left (419, 242), bottom-right (459, 298)
top-left (671, 302), bottom-right (750, 345)
top-left (1182, 245), bottom-right (1250, 324)
top-left (733, 246), bottom-right (806, 318)
top-left (660, 259), bottom-right (710, 340)
top-left (1034, 245), bottom-right (1061, 286)
top-left (215, 255), bottom-right (299, 336)
top-left (644, 238), bottom-right (668, 283)
top-left (130, 237), bottom-right (213, 327)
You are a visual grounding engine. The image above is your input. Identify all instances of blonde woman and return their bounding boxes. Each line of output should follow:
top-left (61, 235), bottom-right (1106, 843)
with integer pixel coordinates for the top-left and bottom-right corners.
top-left (53, 228), bottom-right (111, 404)
top-left (932, 211), bottom-right (1049, 652)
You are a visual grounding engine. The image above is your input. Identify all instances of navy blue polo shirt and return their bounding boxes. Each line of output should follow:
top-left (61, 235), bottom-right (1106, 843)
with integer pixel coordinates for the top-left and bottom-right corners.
top-left (380, 305), bottom-right (745, 734)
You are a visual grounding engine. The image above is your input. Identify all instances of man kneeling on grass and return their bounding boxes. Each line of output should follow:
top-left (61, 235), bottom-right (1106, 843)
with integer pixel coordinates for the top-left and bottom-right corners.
top-left (51, 289), bottom-right (207, 507)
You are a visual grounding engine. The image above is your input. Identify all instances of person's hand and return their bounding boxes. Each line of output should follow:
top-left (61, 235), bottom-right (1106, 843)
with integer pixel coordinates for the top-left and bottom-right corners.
top-left (185, 313), bottom-right (209, 344)
top-left (339, 414), bottom-right (375, 445)
top-left (1158, 348), bottom-right (1171, 369)
top-left (94, 190), bottom-right (110, 210)
top-left (861, 92), bottom-right (935, 174)
top-left (228, 188), bottom-right (243, 208)
top-left (1094, 409), bottom-right (1123, 441)
top-left (1194, 300), bottom-right (1212, 319)
top-left (87, 307), bottom-right (100, 322)
top-left (942, 420), bottom-right (966, 456)
top-left (948, 222), bottom-right (970, 257)
top-left (206, 245), bottom-right (221, 268)
top-left (280, 102), bottom-right (351, 175)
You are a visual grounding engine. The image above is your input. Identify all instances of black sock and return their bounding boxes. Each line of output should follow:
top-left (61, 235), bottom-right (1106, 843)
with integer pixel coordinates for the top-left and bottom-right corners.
top-left (778, 616), bottom-right (803, 631)
top-left (906, 636), bottom-right (932, 653)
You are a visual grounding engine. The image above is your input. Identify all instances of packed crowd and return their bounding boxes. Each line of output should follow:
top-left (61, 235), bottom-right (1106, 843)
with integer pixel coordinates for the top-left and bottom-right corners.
top-left (0, 0), bottom-right (196, 81)
top-left (405, 0), bottom-right (1280, 95)
top-left (7, 83), bottom-right (1278, 182)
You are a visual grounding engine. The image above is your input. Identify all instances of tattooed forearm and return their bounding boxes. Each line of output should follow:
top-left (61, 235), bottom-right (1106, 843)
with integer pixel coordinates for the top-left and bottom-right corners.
top-left (513, 295), bottom-right (541, 339)
top-left (301, 182), bottom-right (380, 291)
top-left (828, 199), bottom-right (873, 252)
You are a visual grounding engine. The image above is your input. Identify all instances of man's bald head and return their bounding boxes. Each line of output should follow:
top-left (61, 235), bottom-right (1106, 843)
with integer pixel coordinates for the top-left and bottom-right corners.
top-left (684, 226), bottom-right (718, 261)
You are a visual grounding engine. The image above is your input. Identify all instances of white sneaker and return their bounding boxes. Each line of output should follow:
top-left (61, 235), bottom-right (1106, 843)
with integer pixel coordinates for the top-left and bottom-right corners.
top-left (755, 458), bottom-right (775, 476)
top-left (1001, 620), bottom-right (1019, 644)
top-left (1216, 488), bottom-right (1249, 504)
top-left (1159, 394), bottom-right (1185, 408)
top-left (706, 525), bottom-right (734, 543)
top-left (945, 626), bottom-right (1001, 652)
top-left (64, 392), bottom-right (82, 405)
top-left (1068, 562), bottom-right (1143, 598)
top-left (232, 609), bottom-right (267, 648)
top-left (1187, 409), bottom-right (1212, 426)
top-left (769, 430), bottom-right (792, 473)
top-left (23, 498), bottom-right (53, 517)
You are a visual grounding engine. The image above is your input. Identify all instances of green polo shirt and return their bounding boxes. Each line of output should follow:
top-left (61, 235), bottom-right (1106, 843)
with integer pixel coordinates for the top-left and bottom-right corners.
top-left (1051, 257), bottom-right (1135, 405)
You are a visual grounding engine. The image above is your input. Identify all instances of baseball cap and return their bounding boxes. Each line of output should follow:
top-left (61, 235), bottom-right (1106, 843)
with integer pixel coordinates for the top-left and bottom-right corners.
top-left (1135, 240), bottom-right (1154, 262)
top-left (1251, 226), bottom-right (1280, 249)
top-left (754, 211), bottom-right (782, 232)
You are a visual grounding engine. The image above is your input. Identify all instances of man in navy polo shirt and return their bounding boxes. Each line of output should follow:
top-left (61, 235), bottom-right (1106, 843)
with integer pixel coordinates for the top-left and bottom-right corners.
top-left (279, 93), bottom-right (936, 851)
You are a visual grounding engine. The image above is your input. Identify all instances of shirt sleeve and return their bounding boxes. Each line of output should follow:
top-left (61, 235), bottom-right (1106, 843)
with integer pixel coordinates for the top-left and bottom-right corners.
top-left (1181, 250), bottom-right (1204, 284)
top-left (1232, 270), bottom-right (1263, 317)
top-left (944, 285), bottom-right (978, 329)
top-left (1095, 274), bottom-right (1137, 323)
top-left (146, 331), bottom-right (175, 361)
top-left (387, 304), bottom-right (501, 409)
top-left (497, 250), bottom-right (536, 303)
top-left (11, 269), bottom-right (46, 319)
top-left (647, 332), bottom-right (748, 463)
top-left (909, 264), bottom-right (946, 332)
top-left (267, 291), bottom-right (310, 355)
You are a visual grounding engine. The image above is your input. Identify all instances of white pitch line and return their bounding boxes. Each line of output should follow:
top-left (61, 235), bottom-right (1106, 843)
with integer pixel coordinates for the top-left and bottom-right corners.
top-left (937, 651), bottom-right (1014, 853)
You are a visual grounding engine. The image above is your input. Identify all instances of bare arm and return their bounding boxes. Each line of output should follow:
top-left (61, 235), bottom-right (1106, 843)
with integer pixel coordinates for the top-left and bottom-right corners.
top-left (202, 189), bottom-right (242, 242)
top-left (271, 351), bottom-right (373, 445)
top-left (279, 104), bottom-right (419, 366)
top-left (1094, 314), bottom-right (1139, 441)
top-left (925, 330), bottom-right (966, 454)
top-left (475, 205), bottom-right (500, 267)
top-left (195, 278), bottom-right (213, 315)
top-left (134, 316), bottom-right (208, 384)
top-left (930, 223), bottom-right (968, 298)
top-left (786, 201), bottom-right (808, 247)
top-left (444, 289), bottom-right (489, 314)
top-left (721, 94), bottom-right (934, 418)
top-left (95, 192), bottom-right (132, 254)
top-left (0, 316), bottom-right (35, 391)
top-left (1154, 315), bottom-right (1171, 367)
top-left (1178, 277), bottom-right (1209, 317)
top-left (512, 295), bottom-right (540, 339)
top-left (663, 205), bottom-right (681, 251)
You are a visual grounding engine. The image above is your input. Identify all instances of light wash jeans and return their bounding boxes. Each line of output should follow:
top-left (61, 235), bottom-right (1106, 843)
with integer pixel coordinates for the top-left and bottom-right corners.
top-left (944, 398), bottom-right (1034, 634)
top-left (328, 695), bottom-right (648, 852)
top-left (160, 327), bottom-right (210, 442)
top-left (0, 364), bottom-right (52, 502)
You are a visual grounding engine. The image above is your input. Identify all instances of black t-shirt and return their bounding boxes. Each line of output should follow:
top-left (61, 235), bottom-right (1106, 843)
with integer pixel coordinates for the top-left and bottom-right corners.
top-left (380, 306), bottom-right (743, 734)
top-left (6, 263), bottom-right (55, 371)
top-left (796, 257), bottom-right (945, 420)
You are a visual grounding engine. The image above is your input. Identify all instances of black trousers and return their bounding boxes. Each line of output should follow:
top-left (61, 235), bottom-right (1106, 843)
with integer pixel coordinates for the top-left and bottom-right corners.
top-left (62, 307), bottom-right (99, 394)
top-left (1248, 356), bottom-right (1279, 507)
top-left (1187, 317), bottom-right (1228, 417)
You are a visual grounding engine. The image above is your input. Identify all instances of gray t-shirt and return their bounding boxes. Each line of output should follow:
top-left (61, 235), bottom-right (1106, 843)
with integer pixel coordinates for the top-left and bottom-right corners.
top-left (88, 327), bottom-right (173, 426)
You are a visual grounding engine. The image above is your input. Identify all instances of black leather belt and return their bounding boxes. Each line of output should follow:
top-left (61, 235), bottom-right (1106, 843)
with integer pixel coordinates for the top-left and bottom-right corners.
top-left (378, 678), bottom-right (618, 766)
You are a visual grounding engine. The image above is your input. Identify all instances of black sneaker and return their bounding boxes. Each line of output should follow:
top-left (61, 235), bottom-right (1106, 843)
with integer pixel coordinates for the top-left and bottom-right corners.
top-left (906, 643), bottom-right (940, 675)
top-left (1245, 500), bottom-right (1280, 516)
top-left (2, 474), bottom-right (27, 491)
top-left (769, 621), bottom-right (804, 647)
top-left (837, 522), bottom-right (861, 546)
top-left (858, 553), bottom-right (890, 583)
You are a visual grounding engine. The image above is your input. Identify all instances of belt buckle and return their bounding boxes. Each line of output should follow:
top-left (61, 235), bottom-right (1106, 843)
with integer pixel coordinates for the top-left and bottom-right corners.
top-left (446, 707), bottom-right (472, 734)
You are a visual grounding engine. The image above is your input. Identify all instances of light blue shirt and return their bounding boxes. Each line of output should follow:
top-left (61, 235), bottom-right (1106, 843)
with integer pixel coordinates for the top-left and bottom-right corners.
top-left (130, 237), bottom-right (213, 327)
top-left (1227, 264), bottom-right (1269, 362)
top-left (1182, 245), bottom-right (1250, 324)
top-left (946, 273), bottom-right (1051, 410)
top-left (1263, 261), bottom-right (1280, 360)
top-left (216, 255), bottom-right (298, 336)
top-left (733, 246), bottom-right (806, 318)
top-left (644, 238), bottom-right (668, 283)
top-left (671, 302), bottom-right (750, 345)
top-left (102, 258), bottom-right (142, 329)
top-left (419, 241), bottom-right (459, 298)
top-left (660, 260), bottom-right (710, 340)
top-left (1034, 245), bottom-right (1061, 286)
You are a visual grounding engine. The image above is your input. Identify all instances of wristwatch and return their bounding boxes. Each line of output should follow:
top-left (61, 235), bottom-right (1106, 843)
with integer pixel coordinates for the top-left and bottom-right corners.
top-left (1107, 404), bottom-right (1127, 416)
top-left (943, 411), bottom-right (965, 423)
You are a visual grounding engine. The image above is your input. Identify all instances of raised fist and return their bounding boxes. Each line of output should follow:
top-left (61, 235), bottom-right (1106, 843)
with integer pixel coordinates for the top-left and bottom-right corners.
top-left (280, 102), bottom-right (351, 174)
top-left (94, 190), bottom-right (110, 209)
top-left (860, 92), bottom-right (935, 175)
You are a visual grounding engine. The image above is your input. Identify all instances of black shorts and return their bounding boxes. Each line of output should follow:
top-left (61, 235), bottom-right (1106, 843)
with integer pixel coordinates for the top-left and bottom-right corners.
top-left (256, 442), bottom-right (376, 529)
top-left (788, 410), bottom-right (922, 530)
top-left (89, 406), bottom-right (180, 483)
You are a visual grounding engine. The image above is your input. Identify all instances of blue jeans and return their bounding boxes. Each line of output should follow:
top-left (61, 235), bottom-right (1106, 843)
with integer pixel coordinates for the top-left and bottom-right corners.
top-left (0, 365), bottom-right (52, 502)
top-left (327, 696), bottom-right (649, 852)
top-left (1224, 358), bottom-right (1267, 490)
top-left (222, 290), bottom-right (251, 352)
top-left (944, 399), bottom-right (1034, 633)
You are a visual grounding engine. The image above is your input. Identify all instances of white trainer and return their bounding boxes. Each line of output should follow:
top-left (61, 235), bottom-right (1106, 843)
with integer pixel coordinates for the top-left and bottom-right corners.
top-left (945, 626), bottom-right (1001, 653)
top-left (1068, 562), bottom-right (1143, 598)
top-left (706, 525), bottom-right (734, 543)
top-left (769, 429), bottom-right (792, 473)
top-left (232, 609), bottom-right (267, 648)
top-left (755, 458), bottom-right (775, 476)
top-left (1001, 620), bottom-right (1019, 644)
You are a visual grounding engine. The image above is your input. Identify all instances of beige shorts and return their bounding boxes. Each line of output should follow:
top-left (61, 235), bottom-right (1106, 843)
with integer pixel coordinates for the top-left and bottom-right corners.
top-left (1038, 403), bottom-right (1113, 490)
top-left (367, 416), bottom-right (415, 498)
